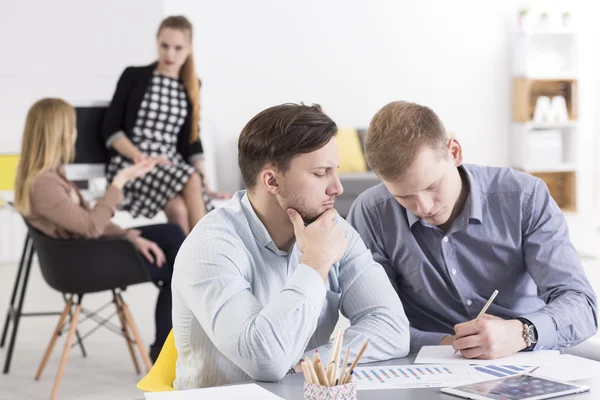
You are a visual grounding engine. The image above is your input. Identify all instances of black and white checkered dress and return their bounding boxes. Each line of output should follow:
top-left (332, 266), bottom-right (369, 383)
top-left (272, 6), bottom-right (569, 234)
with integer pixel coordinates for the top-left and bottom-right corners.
top-left (106, 71), bottom-right (203, 219)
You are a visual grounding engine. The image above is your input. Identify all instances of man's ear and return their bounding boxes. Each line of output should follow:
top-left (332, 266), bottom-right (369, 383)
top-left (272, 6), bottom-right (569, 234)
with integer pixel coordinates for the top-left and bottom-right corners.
top-left (447, 137), bottom-right (463, 167)
top-left (259, 166), bottom-right (280, 195)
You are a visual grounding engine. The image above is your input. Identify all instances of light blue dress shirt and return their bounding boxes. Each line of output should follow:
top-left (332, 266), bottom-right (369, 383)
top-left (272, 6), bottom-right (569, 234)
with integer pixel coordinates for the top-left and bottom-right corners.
top-left (172, 191), bottom-right (409, 389)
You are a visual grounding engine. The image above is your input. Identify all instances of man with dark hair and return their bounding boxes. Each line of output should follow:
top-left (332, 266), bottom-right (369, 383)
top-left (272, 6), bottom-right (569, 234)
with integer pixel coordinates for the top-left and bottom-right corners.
top-left (348, 100), bottom-right (597, 359)
top-left (172, 103), bottom-right (409, 389)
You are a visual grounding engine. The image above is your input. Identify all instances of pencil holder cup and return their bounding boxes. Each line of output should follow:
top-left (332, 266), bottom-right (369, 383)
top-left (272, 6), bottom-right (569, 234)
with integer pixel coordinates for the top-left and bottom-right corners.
top-left (303, 382), bottom-right (357, 400)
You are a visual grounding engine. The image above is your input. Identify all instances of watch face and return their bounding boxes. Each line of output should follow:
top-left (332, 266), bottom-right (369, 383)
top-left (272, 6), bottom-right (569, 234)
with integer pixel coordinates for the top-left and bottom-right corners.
top-left (527, 325), bottom-right (537, 343)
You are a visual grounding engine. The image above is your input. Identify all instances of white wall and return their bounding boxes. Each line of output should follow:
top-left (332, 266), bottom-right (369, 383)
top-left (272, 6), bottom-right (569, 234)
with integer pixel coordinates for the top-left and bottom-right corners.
top-left (0, 0), bottom-right (163, 263)
top-left (0, 0), bottom-right (163, 152)
top-left (164, 0), bottom-right (600, 212)
top-left (1, 0), bottom-right (598, 209)
top-left (164, 0), bottom-right (515, 193)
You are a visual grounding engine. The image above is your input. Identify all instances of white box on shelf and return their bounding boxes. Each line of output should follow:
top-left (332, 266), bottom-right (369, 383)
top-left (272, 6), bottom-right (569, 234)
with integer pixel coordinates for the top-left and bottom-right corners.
top-left (527, 129), bottom-right (563, 169)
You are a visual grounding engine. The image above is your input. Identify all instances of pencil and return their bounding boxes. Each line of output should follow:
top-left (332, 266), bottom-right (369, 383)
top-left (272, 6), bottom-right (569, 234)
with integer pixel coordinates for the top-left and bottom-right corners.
top-left (331, 330), bottom-right (343, 384)
top-left (454, 290), bottom-right (499, 354)
top-left (326, 362), bottom-right (334, 384)
top-left (316, 358), bottom-right (330, 386)
top-left (328, 329), bottom-right (341, 365)
top-left (338, 347), bottom-right (350, 386)
top-left (476, 290), bottom-right (499, 321)
top-left (342, 339), bottom-right (369, 384)
top-left (304, 362), bottom-right (313, 384)
top-left (305, 356), bottom-right (319, 385)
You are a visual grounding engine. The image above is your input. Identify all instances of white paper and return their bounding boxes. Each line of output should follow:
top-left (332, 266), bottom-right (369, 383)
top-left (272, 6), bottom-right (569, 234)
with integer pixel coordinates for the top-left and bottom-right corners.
top-left (144, 383), bottom-right (285, 400)
top-left (352, 364), bottom-right (487, 390)
top-left (415, 345), bottom-right (560, 366)
top-left (532, 354), bottom-right (600, 382)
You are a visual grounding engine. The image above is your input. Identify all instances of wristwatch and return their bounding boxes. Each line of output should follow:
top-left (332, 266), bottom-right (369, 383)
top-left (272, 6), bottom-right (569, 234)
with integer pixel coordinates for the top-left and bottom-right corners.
top-left (516, 317), bottom-right (538, 351)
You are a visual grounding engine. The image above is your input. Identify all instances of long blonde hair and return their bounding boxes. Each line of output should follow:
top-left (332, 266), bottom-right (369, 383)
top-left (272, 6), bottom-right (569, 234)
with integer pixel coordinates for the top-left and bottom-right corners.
top-left (157, 15), bottom-right (201, 143)
top-left (14, 98), bottom-right (76, 215)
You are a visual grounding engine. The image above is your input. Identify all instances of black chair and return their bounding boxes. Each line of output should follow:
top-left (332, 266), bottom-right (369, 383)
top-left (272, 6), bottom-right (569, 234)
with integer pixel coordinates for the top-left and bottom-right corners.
top-left (22, 221), bottom-right (154, 400)
top-left (1, 207), bottom-right (88, 375)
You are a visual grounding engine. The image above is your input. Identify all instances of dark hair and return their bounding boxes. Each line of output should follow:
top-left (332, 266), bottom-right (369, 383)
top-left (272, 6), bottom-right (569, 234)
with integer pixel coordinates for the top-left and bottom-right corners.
top-left (238, 103), bottom-right (337, 189)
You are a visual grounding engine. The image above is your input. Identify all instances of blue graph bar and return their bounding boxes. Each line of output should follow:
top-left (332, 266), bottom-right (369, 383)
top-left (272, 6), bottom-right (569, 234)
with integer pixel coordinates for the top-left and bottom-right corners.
top-left (486, 365), bottom-right (520, 376)
top-left (474, 366), bottom-right (505, 378)
top-left (370, 369), bottom-right (384, 383)
top-left (503, 365), bottom-right (528, 372)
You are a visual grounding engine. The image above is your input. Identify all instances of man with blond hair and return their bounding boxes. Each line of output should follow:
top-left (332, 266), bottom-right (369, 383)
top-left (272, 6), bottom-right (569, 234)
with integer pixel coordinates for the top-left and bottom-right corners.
top-left (348, 101), bottom-right (597, 359)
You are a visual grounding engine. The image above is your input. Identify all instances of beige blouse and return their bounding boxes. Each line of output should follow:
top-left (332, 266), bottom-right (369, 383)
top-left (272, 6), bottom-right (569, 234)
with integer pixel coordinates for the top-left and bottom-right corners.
top-left (26, 167), bottom-right (139, 241)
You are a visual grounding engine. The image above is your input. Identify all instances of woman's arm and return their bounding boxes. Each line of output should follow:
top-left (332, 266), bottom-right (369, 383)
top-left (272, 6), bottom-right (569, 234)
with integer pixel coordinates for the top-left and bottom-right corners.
top-left (31, 175), bottom-right (125, 239)
top-left (111, 136), bottom-right (146, 163)
top-left (30, 162), bottom-right (156, 239)
top-left (103, 67), bottom-right (140, 157)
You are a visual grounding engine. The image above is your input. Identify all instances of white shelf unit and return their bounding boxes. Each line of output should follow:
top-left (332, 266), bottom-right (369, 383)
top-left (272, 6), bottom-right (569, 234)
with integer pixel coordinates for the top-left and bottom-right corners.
top-left (510, 122), bottom-right (577, 174)
top-left (513, 31), bottom-right (577, 79)
top-left (512, 15), bottom-right (579, 211)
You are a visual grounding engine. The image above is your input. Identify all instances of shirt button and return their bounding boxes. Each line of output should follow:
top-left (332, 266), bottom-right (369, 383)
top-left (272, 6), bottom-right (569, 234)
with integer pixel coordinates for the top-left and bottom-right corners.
top-left (443, 237), bottom-right (449, 243)
top-left (466, 299), bottom-right (472, 306)
top-left (452, 268), bottom-right (457, 275)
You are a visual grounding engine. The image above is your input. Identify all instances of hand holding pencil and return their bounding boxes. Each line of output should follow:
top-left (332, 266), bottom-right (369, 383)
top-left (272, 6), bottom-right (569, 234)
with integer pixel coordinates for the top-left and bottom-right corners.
top-left (452, 290), bottom-right (531, 360)
top-left (453, 289), bottom-right (498, 355)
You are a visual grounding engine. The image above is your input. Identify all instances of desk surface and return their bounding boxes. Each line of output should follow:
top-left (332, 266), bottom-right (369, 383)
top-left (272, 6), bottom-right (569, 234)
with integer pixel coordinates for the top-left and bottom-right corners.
top-left (253, 355), bottom-right (598, 400)
top-left (135, 355), bottom-right (599, 400)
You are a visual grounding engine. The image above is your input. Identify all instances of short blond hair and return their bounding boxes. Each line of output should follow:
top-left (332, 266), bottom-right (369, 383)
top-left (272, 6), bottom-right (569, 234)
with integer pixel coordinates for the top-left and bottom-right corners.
top-left (365, 101), bottom-right (448, 181)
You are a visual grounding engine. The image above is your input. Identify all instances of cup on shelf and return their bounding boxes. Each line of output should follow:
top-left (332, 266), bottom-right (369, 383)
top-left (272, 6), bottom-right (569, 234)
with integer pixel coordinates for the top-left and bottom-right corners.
top-left (550, 96), bottom-right (569, 122)
top-left (533, 96), bottom-right (551, 122)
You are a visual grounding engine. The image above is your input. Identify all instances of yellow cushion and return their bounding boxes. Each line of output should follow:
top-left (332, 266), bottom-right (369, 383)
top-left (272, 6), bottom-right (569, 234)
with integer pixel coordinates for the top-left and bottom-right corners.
top-left (137, 330), bottom-right (177, 392)
top-left (336, 127), bottom-right (367, 173)
top-left (0, 155), bottom-right (19, 191)
top-left (0, 155), bottom-right (19, 206)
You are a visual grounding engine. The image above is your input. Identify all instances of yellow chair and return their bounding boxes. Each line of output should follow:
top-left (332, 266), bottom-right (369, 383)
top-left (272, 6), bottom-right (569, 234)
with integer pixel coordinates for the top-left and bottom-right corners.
top-left (336, 127), bottom-right (368, 173)
top-left (0, 155), bottom-right (19, 206)
top-left (137, 329), bottom-right (178, 392)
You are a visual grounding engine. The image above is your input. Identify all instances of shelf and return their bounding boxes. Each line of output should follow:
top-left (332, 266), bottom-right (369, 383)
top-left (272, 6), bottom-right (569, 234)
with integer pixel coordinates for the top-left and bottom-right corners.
top-left (518, 29), bottom-right (576, 36)
top-left (520, 163), bottom-right (576, 173)
top-left (513, 78), bottom-right (578, 122)
top-left (519, 121), bottom-right (577, 130)
top-left (519, 74), bottom-right (578, 81)
top-left (529, 170), bottom-right (577, 211)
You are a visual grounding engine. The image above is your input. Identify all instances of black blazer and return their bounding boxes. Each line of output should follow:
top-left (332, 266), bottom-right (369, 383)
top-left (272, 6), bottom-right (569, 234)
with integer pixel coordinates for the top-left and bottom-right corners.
top-left (102, 62), bottom-right (203, 161)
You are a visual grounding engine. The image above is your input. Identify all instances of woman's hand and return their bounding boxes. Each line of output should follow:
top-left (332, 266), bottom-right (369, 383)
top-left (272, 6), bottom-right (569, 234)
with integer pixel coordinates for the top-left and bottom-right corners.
top-left (112, 159), bottom-right (157, 189)
top-left (133, 153), bottom-right (151, 164)
top-left (154, 154), bottom-right (172, 166)
top-left (132, 236), bottom-right (166, 267)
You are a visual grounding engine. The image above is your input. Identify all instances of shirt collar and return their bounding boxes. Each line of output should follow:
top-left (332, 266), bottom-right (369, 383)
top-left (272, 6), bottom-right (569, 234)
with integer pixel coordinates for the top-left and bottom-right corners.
top-left (406, 164), bottom-right (482, 228)
top-left (240, 191), bottom-right (288, 255)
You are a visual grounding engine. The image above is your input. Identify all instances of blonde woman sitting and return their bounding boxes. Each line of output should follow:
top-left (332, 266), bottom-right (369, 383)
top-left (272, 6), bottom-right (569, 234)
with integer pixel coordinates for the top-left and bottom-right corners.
top-left (14, 98), bottom-right (185, 362)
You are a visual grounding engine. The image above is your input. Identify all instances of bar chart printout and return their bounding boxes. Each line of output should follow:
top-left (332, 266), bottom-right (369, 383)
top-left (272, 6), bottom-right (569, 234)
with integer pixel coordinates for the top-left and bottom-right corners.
top-left (473, 365), bottom-right (531, 379)
top-left (352, 364), bottom-right (486, 390)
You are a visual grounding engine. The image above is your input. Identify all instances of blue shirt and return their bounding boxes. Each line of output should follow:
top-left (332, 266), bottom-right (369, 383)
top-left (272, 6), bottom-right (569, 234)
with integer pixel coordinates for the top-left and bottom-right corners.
top-left (172, 191), bottom-right (409, 389)
top-left (348, 164), bottom-right (597, 353)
